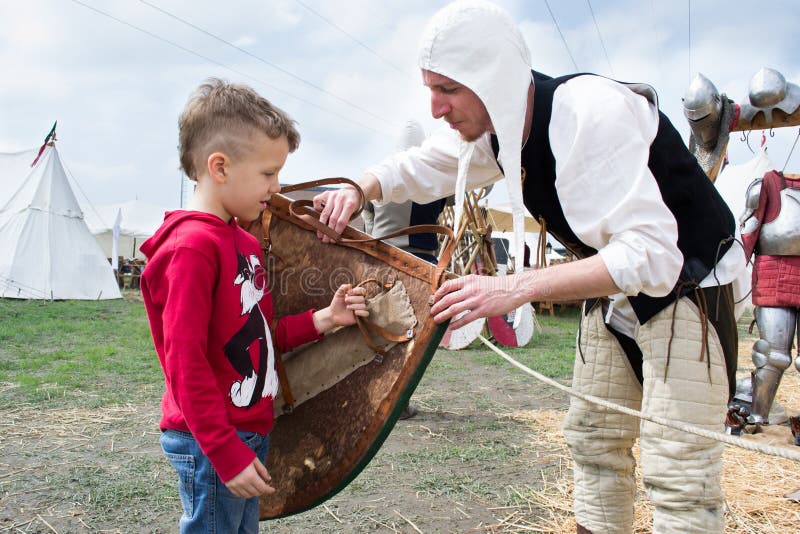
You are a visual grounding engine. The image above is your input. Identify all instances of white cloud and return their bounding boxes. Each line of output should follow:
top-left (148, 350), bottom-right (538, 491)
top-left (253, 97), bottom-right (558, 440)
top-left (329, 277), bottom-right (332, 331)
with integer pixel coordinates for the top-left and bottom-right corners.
top-left (1, 0), bottom-right (799, 211)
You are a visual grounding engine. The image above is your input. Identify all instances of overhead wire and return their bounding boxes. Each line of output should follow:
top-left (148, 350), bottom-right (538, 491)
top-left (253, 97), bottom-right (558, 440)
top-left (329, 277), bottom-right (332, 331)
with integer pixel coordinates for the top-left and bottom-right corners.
top-left (782, 128), bottom-right (800, 172)
top-left (293, 0), bottom-right (412, 79)
top-left (688, 0), bottom-right (693, 77)
top-left (138, 0), bottom-right (397, 127)
top-left (649, 0), bottom-right (666, 87)
top-left (543, 0), bottom-right (579, 71)
top-left (585, 0), bottom-right (614, 76)
top-left (69, 0), bottom-right (391, 137)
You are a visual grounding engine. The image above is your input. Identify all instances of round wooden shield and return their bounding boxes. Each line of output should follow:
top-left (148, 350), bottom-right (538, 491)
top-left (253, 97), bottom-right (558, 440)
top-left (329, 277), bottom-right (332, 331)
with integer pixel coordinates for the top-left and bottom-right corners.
top-left (246, 192), bottom-right (450, 519)
top-left (439, 313), bottom-right (485, 350)
top-left (487, 304), bottom-right (535, 347)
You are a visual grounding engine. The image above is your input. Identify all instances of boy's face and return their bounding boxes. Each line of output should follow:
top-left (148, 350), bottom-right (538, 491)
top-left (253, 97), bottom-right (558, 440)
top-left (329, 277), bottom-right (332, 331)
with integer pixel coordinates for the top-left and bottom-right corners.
top-left (219, 131), bottom-right (288, 223)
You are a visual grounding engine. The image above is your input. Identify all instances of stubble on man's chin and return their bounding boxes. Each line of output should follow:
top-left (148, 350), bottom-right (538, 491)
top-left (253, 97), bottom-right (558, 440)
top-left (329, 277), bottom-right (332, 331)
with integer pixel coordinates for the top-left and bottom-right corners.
top-left (459, 131), bottom-right (482, 142)
top-left (459, 124), bottom-right (492, 143)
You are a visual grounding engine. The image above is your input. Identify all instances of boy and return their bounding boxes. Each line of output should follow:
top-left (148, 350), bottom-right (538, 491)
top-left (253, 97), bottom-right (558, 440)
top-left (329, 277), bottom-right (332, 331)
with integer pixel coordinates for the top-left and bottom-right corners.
top-left (140, 78), bottom-right (367, 532)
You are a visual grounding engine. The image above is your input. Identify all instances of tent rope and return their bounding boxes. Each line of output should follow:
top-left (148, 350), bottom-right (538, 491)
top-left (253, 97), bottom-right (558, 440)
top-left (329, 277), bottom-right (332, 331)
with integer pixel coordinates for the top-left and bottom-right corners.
top-left (477, 334), bottom-right (800, 463)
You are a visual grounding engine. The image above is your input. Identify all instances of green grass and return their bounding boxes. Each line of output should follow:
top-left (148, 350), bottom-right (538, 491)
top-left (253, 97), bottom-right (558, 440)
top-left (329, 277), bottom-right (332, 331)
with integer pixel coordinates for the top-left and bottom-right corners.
top-left (0, 297), bottom-right (578, 411)
top-left (51, 456), bottom-right (177, 524)
top-left (389, 442), bottom-right (519, 467)
top-left (413, 469), bottom-right (490, 497)
top-left (737, 306), bottom-right (755, 339)
top-left (0, 295), bottom-right (161, 408)
top-left (469, 306), bottom-right (580, 379)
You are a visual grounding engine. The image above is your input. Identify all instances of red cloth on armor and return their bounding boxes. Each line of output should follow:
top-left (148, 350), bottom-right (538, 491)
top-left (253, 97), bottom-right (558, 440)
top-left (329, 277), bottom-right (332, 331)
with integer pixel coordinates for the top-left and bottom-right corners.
top-left (752, 255), bottom-right (800, 306)
top-left (743, 171), bottom-right (800, 306)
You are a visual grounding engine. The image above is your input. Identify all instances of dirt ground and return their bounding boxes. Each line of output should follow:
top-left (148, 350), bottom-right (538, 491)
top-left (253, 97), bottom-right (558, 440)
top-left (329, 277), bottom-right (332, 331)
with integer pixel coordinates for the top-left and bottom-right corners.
top-left (0, 345), bottom-right (572, 533)
top-left (2, 315), bottom-right (800, 532)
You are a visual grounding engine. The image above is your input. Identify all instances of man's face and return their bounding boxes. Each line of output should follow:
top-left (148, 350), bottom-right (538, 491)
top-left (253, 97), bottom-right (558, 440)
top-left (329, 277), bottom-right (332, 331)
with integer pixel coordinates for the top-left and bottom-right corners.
top-left (422, 70), bottom-right (492, 142)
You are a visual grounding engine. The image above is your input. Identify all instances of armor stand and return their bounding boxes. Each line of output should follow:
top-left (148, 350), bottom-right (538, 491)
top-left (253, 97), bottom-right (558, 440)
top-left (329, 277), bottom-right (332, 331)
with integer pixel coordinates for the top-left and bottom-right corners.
top-left (686, 68), bottom-right (800, 440)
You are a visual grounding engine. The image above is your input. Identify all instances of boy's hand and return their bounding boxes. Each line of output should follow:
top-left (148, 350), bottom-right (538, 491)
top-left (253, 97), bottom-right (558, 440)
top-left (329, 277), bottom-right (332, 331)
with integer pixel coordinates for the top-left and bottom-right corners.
top-left (224, 458), bottom-right (276, 498)
top-left (313, 284), bottom-right (368, 333)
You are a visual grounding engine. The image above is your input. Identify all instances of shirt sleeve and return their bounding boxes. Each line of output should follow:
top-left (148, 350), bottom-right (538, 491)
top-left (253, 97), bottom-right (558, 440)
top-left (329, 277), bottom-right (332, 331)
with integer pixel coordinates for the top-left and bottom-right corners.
top-left (550, 76), bottom-right (682, 297)
top-left (367, 126), bottom-right (504, 205)
top-left (274, 308), bottom-right (323, 353)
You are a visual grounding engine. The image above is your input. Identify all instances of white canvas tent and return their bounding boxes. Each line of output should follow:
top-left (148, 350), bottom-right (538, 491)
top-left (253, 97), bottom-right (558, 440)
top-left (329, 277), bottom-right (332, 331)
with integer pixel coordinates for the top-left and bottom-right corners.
top-left (714, 149), bottom-right (773, 223)
top-left (484, 201), bottom-right (541, 233)
top-left (712, 150), bottom-right (773, 314)
top-left (714, 149), bottom-right (775, 317)
top-left (0, 142), bottom-right (121, 299)
top-left (84, 200), bottom-right (167, 260)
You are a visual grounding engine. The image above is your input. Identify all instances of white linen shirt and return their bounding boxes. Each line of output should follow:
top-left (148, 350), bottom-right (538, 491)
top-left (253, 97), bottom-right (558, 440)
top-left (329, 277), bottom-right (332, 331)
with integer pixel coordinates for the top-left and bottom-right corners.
top-left (368, 75), bottom-right (747, 336)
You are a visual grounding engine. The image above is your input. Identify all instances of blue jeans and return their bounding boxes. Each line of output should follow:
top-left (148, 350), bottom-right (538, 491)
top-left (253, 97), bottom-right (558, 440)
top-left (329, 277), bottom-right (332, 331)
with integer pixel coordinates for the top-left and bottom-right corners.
top-left (160, 429), bottom-right (270, 534)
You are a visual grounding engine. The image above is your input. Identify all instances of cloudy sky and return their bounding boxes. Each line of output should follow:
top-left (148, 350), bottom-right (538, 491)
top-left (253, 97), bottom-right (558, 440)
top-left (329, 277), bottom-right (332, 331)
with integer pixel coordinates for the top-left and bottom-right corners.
top-left (2, 0), bottom-right (799, 213)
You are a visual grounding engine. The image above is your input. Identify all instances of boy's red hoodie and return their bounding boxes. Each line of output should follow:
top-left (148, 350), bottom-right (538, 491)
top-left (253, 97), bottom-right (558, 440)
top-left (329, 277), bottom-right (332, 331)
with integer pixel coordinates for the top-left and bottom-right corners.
top-left (140, 211), bottom-right (321, 482)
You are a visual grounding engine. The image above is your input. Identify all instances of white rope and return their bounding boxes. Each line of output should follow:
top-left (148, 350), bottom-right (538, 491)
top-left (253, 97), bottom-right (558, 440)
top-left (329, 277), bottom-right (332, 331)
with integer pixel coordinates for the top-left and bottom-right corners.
top-left (477, 334), bottom-right (800, 463)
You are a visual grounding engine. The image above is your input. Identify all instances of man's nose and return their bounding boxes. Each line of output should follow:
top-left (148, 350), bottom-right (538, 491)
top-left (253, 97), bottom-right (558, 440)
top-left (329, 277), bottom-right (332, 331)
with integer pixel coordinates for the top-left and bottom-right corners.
top-left (430, 93), bottom-right (451, 119)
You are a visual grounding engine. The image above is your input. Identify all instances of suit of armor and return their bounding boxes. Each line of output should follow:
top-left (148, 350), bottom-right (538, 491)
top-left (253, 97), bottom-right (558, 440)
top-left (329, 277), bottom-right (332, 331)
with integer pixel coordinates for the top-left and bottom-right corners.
top-left (740, 170), bottom-right (800, 424)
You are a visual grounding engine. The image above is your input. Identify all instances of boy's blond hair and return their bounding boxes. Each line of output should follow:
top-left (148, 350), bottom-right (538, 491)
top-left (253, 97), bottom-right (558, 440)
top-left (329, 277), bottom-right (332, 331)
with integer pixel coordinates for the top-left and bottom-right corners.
top-left (179, 78), bottom-right (300, 180)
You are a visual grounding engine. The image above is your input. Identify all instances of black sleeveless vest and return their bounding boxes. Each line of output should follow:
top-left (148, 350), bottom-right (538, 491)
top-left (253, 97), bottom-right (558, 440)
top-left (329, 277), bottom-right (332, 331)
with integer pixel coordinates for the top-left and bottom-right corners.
top-left (492, 71), bottom-right (735, 324)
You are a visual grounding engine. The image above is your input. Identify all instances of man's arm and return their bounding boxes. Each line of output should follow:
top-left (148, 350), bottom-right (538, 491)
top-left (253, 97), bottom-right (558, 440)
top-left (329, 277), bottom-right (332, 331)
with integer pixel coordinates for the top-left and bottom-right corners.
top-left (431, 255), bottom-right (620, 329)
top-left (311, 128), bottom-right (501, 240)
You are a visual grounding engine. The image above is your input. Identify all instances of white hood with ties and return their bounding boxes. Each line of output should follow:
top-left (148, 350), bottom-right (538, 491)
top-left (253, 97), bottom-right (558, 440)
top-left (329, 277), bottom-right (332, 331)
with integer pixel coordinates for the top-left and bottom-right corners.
top-left (418, 0), bottom-right (533, 325)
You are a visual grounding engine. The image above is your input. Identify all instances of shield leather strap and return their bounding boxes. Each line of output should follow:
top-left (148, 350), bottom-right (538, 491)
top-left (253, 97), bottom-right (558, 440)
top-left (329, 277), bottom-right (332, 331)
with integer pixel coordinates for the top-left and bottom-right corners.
top-left (249, 179), bottom-right (455, 519)
top-left (282, 177), bottom-right (454, 291)
top-left (350, 278), bottom-right (409, 356)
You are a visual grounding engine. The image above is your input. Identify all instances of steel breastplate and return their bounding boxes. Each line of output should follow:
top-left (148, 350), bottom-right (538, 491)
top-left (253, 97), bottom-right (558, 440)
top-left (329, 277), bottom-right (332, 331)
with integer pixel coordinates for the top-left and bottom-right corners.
top-left (759, 188), bottom-right (800, 255)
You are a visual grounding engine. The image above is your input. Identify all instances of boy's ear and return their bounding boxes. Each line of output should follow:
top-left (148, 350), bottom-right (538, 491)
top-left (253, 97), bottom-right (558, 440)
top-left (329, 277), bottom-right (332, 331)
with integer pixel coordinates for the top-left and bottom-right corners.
top-left (207, 152), bottom-right (228, 183)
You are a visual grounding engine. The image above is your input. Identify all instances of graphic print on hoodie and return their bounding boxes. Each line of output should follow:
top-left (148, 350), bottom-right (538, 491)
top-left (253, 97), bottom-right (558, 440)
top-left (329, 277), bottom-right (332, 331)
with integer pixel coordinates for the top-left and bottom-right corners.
top-left (224, 252), bottom-right (279, 407)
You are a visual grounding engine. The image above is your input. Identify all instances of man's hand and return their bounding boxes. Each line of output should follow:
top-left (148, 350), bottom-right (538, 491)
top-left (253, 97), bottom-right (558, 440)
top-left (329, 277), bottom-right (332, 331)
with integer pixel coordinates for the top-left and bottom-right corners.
top-left (224, 458), bottom-right (276, 498)
top-left (312, 186), bottom-right (362, 243)
top-left (311, 174), bottom-right (382, 243)
top-left (430, 273), bottom-right (530, 329)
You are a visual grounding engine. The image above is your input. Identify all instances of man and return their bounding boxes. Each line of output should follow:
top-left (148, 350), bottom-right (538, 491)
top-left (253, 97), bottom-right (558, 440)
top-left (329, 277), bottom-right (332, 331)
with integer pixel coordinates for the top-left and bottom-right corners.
top-left (364, 119), bottom-right (446, 419)
top-left (314, 1), bottom-right (746, 532)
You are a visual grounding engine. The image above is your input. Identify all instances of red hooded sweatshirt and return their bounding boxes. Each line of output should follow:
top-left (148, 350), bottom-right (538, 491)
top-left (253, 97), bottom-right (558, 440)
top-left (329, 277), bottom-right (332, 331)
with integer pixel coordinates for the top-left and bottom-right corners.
top-left (140, 211), bottom-right (321, 482)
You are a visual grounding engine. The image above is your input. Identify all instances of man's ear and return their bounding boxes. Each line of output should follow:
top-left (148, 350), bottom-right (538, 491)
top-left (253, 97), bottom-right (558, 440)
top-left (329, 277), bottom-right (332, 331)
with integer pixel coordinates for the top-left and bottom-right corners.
top-left (207, 152), bottom-right (228, 184)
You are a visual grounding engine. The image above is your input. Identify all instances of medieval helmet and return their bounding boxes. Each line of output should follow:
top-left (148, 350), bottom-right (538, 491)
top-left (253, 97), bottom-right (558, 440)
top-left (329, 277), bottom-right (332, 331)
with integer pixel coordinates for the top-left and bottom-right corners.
top-left (740, 67), bottom-right (800, 123)
top-left (683, 73), bottom-right (722, 121)
top-left (683, 73), bottom-right (724, 147)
